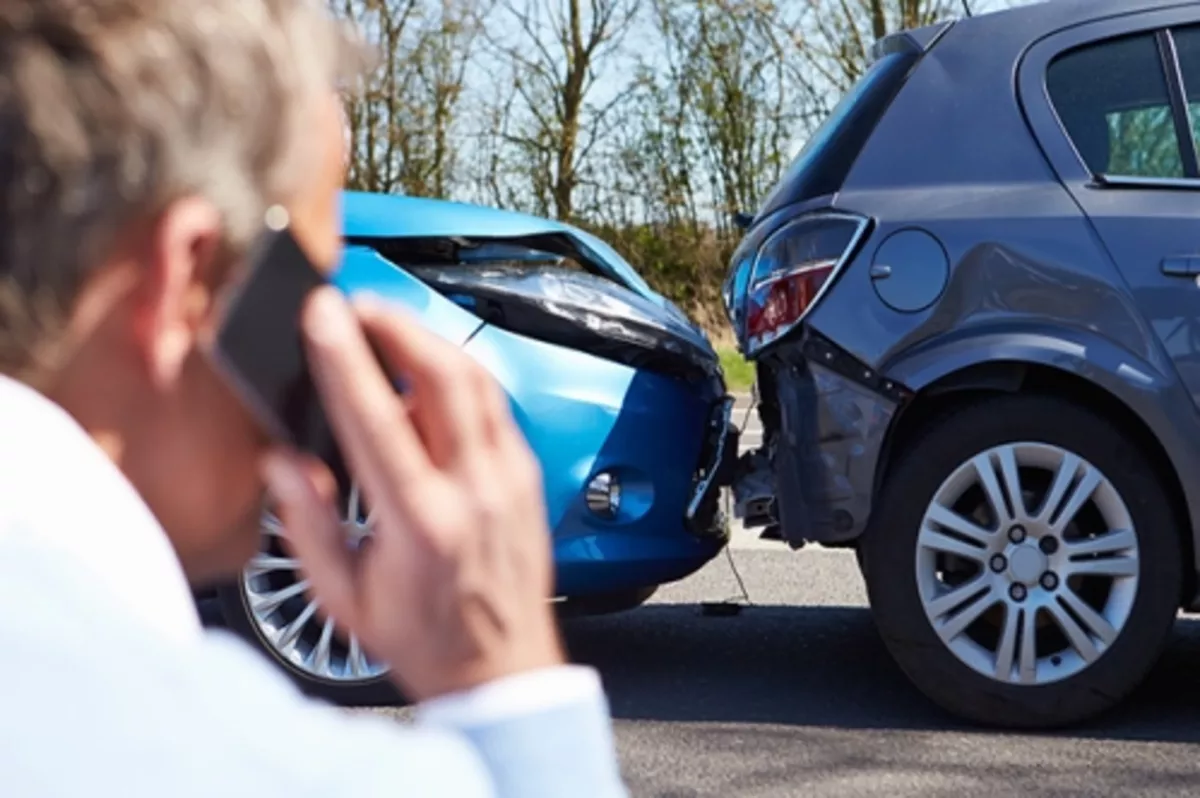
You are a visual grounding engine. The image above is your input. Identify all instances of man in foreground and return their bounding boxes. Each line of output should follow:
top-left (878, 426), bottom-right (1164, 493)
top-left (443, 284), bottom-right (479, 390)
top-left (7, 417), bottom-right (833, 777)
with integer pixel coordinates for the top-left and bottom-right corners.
top-left (0, 0), bottom-right (626, 795)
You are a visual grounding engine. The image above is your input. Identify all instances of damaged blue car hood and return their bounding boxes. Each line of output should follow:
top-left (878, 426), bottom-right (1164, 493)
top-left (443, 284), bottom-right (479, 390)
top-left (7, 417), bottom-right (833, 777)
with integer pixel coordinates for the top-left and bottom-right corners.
top-left (342, 190), bottom-right (661, 303)
top-left (337, 190), bottom-right (720, 381)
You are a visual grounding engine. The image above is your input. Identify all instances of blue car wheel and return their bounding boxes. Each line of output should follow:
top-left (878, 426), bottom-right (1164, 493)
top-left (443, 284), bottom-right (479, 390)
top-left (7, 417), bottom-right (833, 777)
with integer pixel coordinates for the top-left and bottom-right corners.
top-left (218, 487), bottom-right (400, 706)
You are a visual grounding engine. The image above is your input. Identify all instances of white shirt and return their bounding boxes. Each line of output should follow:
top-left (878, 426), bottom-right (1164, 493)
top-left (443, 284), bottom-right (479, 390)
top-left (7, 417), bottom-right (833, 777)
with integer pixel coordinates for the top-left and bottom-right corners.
top-left (0, 375), bottom-right (620, 797)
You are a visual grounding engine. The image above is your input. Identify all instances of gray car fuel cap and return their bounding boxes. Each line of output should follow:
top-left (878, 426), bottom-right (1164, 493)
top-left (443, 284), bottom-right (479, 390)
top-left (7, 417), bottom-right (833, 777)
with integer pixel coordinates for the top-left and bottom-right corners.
top-left (869, 228), bottom-right (949, 313)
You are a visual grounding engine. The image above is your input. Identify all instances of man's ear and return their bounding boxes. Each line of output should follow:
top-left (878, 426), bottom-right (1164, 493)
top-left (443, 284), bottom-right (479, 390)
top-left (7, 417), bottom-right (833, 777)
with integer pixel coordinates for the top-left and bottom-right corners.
top-left (133, 197), bottom-right (223, 391)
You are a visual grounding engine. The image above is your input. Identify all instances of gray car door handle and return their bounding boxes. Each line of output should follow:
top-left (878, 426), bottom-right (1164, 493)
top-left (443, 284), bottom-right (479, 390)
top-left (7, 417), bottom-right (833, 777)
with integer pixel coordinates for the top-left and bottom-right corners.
top-left (1161, 256), bottom-right (1200, 276)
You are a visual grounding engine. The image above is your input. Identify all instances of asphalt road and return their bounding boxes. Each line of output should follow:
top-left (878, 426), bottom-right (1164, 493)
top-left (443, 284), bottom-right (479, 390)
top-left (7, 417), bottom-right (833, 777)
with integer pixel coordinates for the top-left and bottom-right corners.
top-left (570, 546), bottom-right (1200, 797)
top-left (364, 541), bottom-right (1200, 797)
top-left (358, 398), bottom-right (1200, 796)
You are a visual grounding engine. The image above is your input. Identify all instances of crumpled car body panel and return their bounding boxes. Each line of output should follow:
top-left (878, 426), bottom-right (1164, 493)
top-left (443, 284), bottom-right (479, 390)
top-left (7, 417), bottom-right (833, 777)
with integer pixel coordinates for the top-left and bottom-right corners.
top-left (328, 191), bottom-right (732, 598)
top-left (342, 191), bottom-right (658, 301)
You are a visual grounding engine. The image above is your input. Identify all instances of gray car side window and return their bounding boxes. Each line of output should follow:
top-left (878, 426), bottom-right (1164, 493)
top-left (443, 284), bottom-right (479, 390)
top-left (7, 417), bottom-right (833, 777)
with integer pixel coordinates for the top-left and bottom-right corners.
top-left (1046, 32), bottom-right (1184, 180)
top-left (1169, 26), bottom-right (1200, 159)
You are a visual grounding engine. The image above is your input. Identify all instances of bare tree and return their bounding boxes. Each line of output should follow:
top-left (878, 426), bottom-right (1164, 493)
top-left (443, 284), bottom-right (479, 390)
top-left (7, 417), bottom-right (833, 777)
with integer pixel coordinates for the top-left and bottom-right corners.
top-left (405, 0), bottom-right (492, 196)
top-left (621, 0), bottom-right (801, 232)
top-left (611, 15), bottom-right (702, 230)
top-left (337, 0), bottom-right (488, 196)
top-left (792, 0), bottom-right (964, 116)
top-left (338, 0), bottom-right (421, 193)
top-left (492, 0), bottom-right (640, 220)
top-left (464, 78), bottom-right (526, 208)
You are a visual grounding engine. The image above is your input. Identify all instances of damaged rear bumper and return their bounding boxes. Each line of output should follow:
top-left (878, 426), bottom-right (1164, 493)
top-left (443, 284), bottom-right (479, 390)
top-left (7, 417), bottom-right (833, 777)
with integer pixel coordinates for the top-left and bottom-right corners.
top-left (733, 333), bottom-right (909, 547)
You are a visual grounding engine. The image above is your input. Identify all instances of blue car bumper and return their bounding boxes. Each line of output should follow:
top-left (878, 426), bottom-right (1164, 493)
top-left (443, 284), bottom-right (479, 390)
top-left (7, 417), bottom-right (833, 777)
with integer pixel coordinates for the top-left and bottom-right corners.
top-left (463, 323), bottom-right (734, 597)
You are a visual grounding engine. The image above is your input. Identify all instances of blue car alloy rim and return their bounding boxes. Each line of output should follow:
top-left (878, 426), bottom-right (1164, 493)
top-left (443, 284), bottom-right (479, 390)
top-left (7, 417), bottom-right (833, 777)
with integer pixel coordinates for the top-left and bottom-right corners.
top-left (241, 484), bottom-right (390, 685)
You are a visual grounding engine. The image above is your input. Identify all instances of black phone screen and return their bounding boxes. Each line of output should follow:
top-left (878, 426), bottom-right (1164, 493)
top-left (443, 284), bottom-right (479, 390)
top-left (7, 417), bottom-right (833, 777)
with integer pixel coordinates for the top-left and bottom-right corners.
top-left (211, 225), bottom-right (337, 459)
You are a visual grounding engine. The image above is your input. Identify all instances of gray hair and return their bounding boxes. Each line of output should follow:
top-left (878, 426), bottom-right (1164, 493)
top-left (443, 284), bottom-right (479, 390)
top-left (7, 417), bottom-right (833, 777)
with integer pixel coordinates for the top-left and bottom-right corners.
top-left (0, 0), bottom-right (368, 378)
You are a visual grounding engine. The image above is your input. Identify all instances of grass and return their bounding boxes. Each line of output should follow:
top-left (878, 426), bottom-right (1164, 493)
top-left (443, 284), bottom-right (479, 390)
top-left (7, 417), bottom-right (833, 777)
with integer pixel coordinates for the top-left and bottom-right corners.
top-left (718, 346), bottom-right (756, 393)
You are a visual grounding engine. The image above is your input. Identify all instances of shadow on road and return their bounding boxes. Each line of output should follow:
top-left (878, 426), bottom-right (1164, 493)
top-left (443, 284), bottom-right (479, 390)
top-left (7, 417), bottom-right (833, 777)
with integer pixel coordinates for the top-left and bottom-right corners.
top-left (562, 603), bottom-right (1200, 744)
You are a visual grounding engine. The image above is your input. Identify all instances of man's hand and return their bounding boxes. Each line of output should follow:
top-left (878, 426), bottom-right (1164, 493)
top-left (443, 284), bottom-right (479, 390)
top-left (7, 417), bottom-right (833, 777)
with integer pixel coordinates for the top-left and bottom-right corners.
top-left (261, 287), bottom-right (565, 701)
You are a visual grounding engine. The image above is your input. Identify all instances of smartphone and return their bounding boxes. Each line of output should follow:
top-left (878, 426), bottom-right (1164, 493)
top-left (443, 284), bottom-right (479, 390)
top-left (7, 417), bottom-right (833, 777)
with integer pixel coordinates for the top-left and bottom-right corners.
top-left (209, 214), bottom-right (338, 460)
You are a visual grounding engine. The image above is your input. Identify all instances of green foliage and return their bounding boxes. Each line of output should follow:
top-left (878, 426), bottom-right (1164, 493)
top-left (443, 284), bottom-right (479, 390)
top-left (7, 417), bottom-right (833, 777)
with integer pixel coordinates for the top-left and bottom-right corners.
top-left (719, 346), bottom-right (756, 391)
top-left (1108, 107), bottom-right (1184, 178)
top-left (580, 220), bottom-right (739, 337)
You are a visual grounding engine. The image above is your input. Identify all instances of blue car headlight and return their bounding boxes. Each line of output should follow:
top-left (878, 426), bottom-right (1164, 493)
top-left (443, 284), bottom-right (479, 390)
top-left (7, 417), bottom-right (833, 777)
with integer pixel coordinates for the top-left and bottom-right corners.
top-left (415, 266), bottom-right (720, 382)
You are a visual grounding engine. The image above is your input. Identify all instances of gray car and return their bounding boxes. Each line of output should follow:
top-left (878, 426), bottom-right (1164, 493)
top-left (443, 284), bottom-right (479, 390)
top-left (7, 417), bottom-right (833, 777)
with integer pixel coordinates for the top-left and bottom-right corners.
top-left (724, 0), bottom-right (1200, 728)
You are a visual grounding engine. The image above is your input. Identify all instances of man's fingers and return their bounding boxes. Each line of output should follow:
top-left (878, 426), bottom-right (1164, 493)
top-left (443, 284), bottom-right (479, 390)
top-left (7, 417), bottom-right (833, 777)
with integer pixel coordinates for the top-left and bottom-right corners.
top-left (476, 362), bottom-right (522, 450)
top-left (353, 297), bottom-right (487, 467)
top-left (302, 287), bottom-right (428, 502)
top-left (294, 452), bottom-right (339, 505)
top-left (353, 296), bottom-right (539, 526)
top-left (261, 448), bottom-right (360, 627)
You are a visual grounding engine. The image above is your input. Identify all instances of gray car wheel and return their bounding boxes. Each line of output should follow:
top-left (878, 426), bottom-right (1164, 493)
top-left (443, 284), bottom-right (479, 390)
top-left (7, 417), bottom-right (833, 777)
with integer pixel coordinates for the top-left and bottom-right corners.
top-left (862, 394), bottom-right (1181, 728)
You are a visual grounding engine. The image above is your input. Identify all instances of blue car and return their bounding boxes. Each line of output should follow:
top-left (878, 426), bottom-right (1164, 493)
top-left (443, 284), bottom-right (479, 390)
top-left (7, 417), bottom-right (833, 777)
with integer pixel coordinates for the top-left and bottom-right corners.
top-left (212, 191), bottom-right (736, 704)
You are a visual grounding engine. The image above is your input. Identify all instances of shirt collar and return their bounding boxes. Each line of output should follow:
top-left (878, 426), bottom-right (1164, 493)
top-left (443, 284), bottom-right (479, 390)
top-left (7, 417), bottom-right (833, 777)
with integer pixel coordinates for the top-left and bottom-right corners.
top-left (0, 374), bottom-right (202, 644)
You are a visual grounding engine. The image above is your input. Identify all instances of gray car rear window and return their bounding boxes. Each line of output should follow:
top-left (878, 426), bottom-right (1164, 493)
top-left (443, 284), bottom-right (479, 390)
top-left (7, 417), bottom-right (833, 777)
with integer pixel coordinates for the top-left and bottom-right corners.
top-left (1047, 32), bottom-right (1184, 179)
top-left (1168, 25), bottom-right (1200, 159)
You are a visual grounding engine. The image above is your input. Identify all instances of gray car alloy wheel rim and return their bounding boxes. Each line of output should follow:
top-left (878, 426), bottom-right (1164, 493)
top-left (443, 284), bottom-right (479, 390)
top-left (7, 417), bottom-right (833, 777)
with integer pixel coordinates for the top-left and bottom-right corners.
top-left (916, 442), bottom-right (1139, 687)
top-left (243, 484), bottom-right (389, 684)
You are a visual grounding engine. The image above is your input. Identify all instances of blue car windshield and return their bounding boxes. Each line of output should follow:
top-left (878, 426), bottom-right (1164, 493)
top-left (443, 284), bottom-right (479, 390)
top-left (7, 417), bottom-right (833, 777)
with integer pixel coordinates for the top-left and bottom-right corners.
top-left (755, 50), bottom-right (918, 219)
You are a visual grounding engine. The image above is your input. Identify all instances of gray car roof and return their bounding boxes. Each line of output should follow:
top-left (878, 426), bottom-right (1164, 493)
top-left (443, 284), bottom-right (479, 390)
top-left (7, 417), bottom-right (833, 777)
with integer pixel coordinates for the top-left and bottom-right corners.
top-left (965, 0), bottom-right (1199, 38)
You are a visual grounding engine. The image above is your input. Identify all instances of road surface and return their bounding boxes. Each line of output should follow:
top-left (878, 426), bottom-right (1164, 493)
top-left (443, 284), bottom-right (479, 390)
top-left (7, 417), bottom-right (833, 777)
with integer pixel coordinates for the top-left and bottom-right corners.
top-left (358, 394), bottom-right (1200, 795)
top-left (368, 545), bottom-right (1200, 796)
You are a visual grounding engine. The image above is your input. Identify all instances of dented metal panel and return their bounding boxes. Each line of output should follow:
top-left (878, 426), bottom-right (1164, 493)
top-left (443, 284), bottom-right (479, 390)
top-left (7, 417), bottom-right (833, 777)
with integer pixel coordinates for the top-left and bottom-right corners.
top-left (760, 352), bottom-right (897, 546)
top-left (412, 265), bottom-right (720, 383)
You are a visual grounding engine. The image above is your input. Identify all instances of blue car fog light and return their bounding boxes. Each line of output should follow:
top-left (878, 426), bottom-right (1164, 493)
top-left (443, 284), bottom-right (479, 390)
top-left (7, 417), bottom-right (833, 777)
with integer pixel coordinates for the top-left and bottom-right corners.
top-left (585, 471), bottom-right (621, 519)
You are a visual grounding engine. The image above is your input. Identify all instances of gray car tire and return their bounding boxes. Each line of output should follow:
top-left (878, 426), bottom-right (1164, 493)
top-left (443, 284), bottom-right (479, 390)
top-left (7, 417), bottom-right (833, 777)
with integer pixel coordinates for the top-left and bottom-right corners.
top-left (861, 393), bottom-right (1181, 728)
